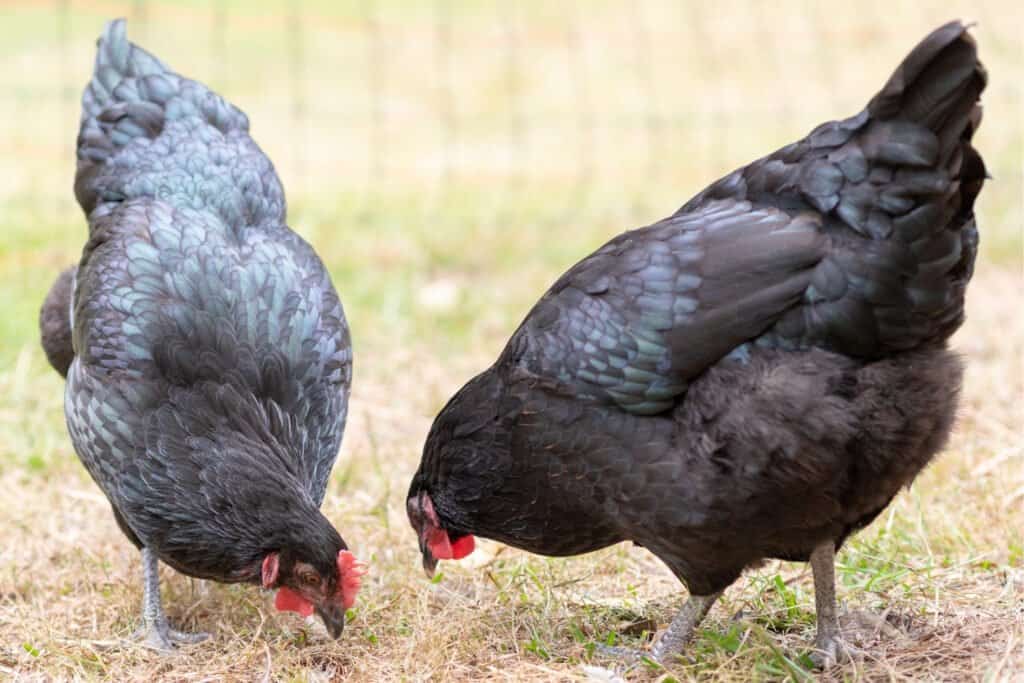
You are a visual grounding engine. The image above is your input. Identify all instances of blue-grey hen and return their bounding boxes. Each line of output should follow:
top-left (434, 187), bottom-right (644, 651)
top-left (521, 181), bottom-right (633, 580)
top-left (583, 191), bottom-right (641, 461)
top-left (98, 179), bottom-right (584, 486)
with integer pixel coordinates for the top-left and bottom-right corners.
top-left (407, 22), bottom-right (985, 666)
top-left (40, 20), bottom-right (364, 649)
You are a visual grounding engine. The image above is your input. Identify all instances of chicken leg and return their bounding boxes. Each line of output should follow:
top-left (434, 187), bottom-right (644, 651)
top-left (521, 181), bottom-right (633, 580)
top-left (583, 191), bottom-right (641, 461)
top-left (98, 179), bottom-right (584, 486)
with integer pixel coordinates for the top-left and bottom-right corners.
top-left (809, 540), bottom-right (855, 668)
top-left (130, 547), bottom-right (209, 650)
top-left (650, 591), bottom-right (721, 661)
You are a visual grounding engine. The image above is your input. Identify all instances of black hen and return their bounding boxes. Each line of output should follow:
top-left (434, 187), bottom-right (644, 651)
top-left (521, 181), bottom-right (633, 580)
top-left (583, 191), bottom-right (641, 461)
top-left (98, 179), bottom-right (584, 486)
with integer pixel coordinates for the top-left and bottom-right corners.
top-left (40, 20), bottom-right (363, 648)
top-left (408, 22), bottom-right (985, 665)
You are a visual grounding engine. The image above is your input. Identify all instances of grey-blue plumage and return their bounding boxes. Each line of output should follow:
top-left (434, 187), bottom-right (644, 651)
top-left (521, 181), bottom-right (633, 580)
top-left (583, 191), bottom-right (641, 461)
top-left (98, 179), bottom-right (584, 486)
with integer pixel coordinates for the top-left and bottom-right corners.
top-left (409, 21), bottom-right (986, 665)
top-left (42, 19), bottom-right (353, 647)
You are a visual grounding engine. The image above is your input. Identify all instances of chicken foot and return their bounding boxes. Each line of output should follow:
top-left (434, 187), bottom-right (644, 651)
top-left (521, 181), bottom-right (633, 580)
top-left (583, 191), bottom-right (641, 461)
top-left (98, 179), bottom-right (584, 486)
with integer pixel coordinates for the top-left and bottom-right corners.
top-left (651, 591), bottom-right (722, 661)
top-left (130, 547), bottom-right (209, 651)
top-left (599, 591), bottom-right (721, 664)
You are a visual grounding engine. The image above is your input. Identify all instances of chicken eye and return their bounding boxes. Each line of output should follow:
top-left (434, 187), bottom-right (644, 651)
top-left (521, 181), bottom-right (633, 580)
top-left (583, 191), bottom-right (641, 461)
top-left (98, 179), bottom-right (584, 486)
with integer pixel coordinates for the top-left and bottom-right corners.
top-left (302, 573), bottom-right (319, 586)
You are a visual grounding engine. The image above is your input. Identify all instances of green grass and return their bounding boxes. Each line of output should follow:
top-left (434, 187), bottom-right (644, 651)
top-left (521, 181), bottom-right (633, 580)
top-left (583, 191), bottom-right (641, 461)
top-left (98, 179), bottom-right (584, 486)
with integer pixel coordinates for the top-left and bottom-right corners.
top-left (1, 1), bottom-right (1022, 680)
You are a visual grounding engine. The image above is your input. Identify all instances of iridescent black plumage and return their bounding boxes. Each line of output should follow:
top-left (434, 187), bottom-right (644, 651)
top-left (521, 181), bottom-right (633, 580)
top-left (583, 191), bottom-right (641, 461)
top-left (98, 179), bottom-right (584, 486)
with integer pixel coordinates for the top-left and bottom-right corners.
top-left (410, 22), bottom-right (985, 664)
top-left (41, 19), bottom-right (352, 646)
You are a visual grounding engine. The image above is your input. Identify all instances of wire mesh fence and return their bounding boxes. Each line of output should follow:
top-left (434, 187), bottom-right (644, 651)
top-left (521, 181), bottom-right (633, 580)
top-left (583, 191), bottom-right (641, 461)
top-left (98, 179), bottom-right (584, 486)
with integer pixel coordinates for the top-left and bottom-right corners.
top-left (0, 0), bottom-right (1020, 255)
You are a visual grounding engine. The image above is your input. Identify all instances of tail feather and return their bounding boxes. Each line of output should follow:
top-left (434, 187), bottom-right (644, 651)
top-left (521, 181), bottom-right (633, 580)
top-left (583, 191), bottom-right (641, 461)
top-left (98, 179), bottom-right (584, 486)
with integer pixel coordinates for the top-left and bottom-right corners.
top-left (676, 21), bottom-right (986, 357)
top-left (868, 21), bottom-right (986, 173)
top-left (861, 21), bottom-right (985, 347)
top-left (75, 19), bottom-right (251, 216)
top-left (81, 19), bottom-right (169, 120)
top-left (868, 22), bottom-right (985, 127)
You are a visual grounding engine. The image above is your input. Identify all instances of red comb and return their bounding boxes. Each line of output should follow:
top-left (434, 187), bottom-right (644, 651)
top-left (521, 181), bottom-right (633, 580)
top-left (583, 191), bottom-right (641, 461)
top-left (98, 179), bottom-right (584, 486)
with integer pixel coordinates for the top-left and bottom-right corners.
top-left (337, 550), bottom-right (368, 609)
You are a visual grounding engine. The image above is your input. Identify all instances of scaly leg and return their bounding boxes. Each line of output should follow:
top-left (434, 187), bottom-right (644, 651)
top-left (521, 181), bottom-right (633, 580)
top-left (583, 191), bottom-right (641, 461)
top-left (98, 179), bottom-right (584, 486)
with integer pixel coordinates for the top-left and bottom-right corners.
top-left (809, 540), bottom-right (852, 668)
top-left (129, 547), bottom-right (209, 651)
top-left (650, 592), bottom-right (721, 661)
top-left (600, 591), bottom-right (722, 664)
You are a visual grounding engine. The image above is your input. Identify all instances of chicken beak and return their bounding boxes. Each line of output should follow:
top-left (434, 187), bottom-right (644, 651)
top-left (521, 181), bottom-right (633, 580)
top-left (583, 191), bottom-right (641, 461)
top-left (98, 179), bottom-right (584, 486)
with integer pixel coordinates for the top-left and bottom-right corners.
top-left (421, 545), bottom-right (438, 578)
top-left (316, 603), bottom-right (346, 639)
top-left (411, 493), bottom-right (438, 578)
top-left (418, 527), bottom-right (438, 578)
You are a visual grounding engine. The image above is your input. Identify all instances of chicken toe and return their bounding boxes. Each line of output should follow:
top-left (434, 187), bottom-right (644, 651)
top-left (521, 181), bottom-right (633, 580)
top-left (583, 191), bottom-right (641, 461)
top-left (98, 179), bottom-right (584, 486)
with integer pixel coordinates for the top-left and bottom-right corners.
top-left (131, 618), bottom-right (210, 651)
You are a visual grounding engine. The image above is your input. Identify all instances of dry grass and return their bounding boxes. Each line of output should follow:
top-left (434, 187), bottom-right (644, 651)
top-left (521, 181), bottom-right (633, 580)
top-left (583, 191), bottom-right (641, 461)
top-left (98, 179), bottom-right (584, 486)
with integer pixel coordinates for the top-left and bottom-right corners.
top-left (2, 268), bottom-right (1022, 682)
top-left (1, 1), bottom-right (1022, 681)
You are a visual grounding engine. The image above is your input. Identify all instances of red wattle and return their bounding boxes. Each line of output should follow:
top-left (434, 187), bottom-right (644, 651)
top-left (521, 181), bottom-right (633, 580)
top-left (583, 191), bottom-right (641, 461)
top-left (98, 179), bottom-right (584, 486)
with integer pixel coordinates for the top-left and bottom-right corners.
top-left (275, 587), bottom-right (314, 617)
top-left (450, 534), bottom-right (475, 559)
top-left (427, 527), bottom-right (454, 559)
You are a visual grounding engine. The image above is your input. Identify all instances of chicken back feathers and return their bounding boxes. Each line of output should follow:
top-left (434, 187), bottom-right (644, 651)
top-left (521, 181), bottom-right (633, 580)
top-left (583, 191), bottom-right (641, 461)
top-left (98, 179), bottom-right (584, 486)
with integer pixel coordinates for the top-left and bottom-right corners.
top-left (60, 20), bottom-right (352, 581)
top-left (505, 21), bottom-right (983, 416)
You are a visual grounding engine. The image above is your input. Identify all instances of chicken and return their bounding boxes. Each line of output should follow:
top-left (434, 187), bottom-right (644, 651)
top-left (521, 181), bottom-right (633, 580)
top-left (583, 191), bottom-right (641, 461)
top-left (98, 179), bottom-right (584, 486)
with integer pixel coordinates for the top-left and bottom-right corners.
top-left (407, 22), bottom-right (985, 666)
top-left (39, 19), bottom-right (363, 649)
